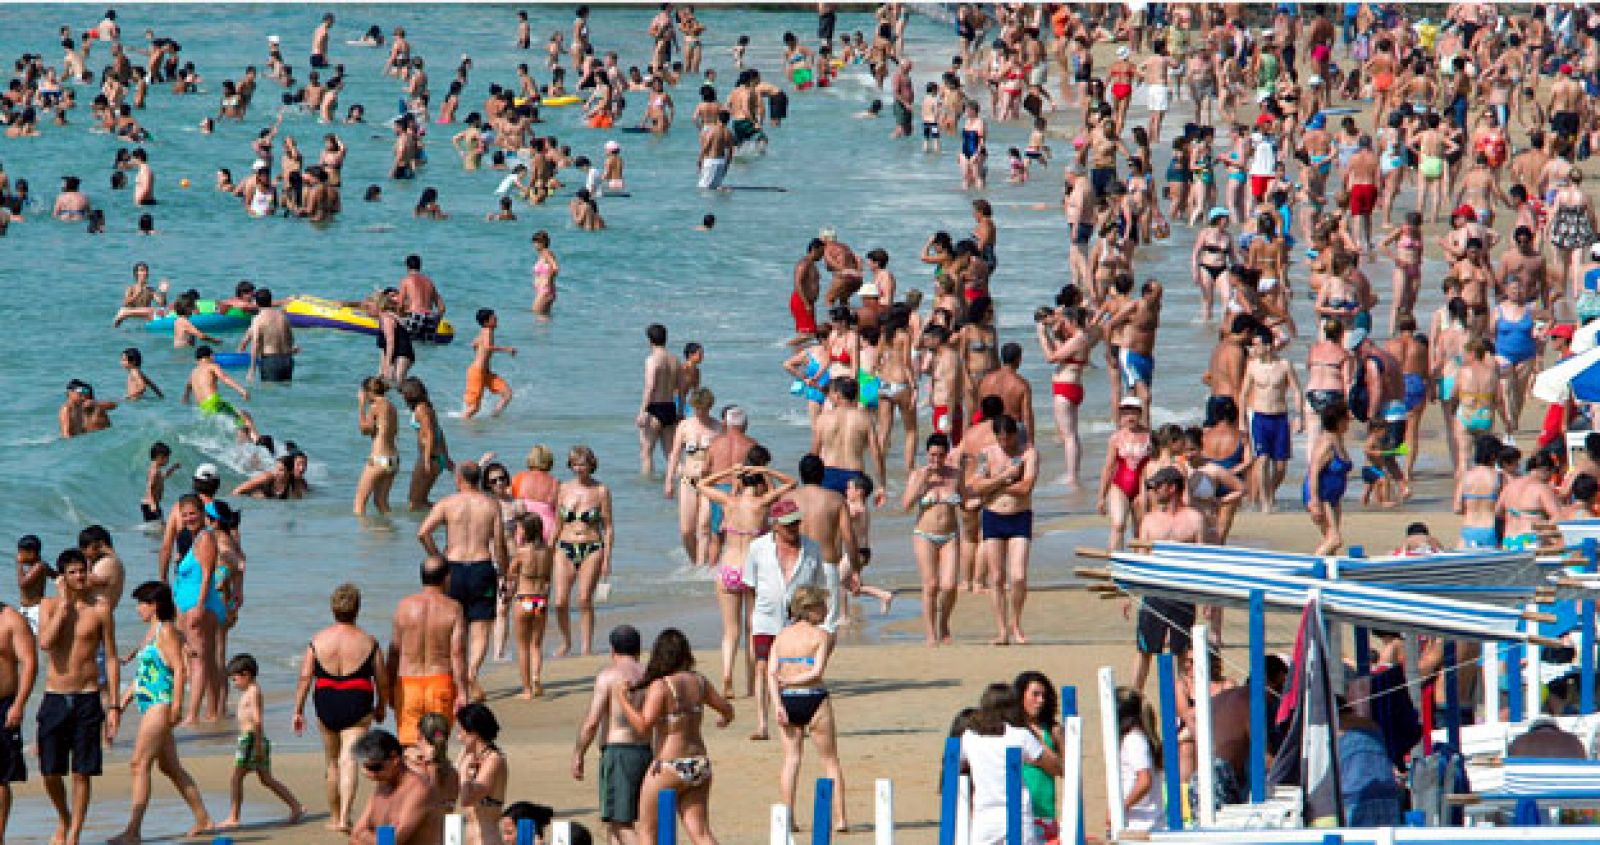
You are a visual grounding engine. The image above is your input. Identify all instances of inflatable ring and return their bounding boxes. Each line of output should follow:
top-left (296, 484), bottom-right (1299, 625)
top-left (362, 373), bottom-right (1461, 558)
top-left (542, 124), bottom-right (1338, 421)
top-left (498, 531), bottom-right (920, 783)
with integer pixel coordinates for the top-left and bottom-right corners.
top-left (143, 299), bottom-right (252, 333)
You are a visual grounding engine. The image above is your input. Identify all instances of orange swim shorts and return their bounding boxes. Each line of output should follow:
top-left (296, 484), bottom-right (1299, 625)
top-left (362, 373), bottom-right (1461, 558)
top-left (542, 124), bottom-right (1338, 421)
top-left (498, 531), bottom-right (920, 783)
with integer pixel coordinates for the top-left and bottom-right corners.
top-left (396, 673), bottom-right (457, 745)
top-left (465, 366), bottom-right (509, 408)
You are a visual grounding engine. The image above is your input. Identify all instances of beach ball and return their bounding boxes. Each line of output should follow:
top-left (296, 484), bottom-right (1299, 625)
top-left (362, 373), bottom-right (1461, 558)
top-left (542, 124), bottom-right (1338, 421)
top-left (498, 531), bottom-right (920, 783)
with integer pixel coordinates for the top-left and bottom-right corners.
top-left (179, 178), bottom-right (191, 189)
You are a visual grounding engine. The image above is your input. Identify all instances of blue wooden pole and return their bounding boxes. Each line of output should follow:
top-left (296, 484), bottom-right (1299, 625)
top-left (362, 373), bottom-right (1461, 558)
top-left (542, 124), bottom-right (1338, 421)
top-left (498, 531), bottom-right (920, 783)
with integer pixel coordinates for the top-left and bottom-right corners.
top-left (1005, 747), bottom-right (1024, 845)
top-left (1061, 686), bottom-right (1085, 845)
top-left (1249, 589), bottom-right (1267, 803)
top-left (939, 735), bottom-right (961, 845)
top-left (1322, 835), bottom-right (1344, 845)
top-left (659, 788), bottom-right (678, 845)
top-left (516, 819), bottom-right (537, 845)
top-left (1508, 643), bottom-right (1526, 723)
top-left (813, 778), bottom-right (835, 845)
top-left (1404, 809), bottom-right (1428, 827)
top-left (377, 827), bottom-right (395, 845)
top-left (1583, 538), bottom-right (1597, 714)
top-left (212, 838), bottom-right (235, 845)
top-left (1444, 641), bottom-right (1463, 752)
top-left (1349, 546), bottom-right (1369, 675)
top-left (1157, 654), bottom-right (1184, 831)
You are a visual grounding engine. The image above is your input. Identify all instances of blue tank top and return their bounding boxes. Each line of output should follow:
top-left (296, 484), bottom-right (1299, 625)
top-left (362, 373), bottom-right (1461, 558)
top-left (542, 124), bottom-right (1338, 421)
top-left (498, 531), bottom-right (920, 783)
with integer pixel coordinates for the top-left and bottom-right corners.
top-left (173, 529), bottom-right (229, 619)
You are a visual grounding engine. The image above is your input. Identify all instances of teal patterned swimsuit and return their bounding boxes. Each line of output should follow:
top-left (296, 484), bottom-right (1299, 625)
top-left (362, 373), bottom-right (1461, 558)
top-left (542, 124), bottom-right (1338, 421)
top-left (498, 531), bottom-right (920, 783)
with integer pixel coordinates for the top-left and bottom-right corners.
top-left (133, 628), bottom-right (175, 713)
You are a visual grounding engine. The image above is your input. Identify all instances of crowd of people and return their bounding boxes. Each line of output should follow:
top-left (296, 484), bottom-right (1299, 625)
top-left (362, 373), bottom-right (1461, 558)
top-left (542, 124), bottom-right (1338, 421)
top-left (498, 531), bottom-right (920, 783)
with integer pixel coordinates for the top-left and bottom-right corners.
top-left (16, 0), bottom-right (1600, 843)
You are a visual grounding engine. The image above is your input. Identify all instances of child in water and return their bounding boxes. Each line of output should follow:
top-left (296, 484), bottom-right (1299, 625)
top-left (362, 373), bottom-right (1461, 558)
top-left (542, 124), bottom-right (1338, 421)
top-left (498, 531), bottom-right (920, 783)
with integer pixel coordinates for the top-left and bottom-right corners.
top-left (122, 347), bottom-right (164, 399)
top-left (1025, 117), bottom-right (1052, 168)
top-left (1006, 147), bottom-right (1028, 184)
top-left (844, 476), bottom-right (895, 615)
top-left (142, 441), bottom-right (179, 523)
top-left (732, 35), bottom-right (749, 68)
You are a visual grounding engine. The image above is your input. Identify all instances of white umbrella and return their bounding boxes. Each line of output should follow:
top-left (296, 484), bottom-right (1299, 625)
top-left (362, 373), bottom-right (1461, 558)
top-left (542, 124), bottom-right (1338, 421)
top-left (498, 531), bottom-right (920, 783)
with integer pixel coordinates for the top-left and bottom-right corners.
top-left (1574, 319), bottom-right (1600, 354)
top-left (1533, 346), bottom-right (1600, 404)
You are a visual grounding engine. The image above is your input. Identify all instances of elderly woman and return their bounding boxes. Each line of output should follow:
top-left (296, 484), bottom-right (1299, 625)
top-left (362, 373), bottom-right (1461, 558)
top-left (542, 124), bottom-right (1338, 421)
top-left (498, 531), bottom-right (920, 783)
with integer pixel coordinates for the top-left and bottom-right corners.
top-left (292, 583), bottom-right (388, 833)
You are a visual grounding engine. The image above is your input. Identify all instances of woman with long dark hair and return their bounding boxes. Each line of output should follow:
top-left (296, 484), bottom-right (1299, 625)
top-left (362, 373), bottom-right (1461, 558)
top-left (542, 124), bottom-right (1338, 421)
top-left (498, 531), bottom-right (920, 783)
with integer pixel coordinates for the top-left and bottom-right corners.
top-left (1013, 671), bottom-right (1064, 843)
top-left (960, 683), bottom-right (1061, 844)
top-left (614, 629), bottom-right (734, 844)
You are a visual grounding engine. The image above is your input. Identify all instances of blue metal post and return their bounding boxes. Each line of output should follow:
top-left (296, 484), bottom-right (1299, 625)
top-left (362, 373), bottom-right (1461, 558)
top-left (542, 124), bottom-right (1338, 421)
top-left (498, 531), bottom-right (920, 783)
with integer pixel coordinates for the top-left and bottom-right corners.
top-left (377, 828), bottom-right (395, 845)
top-left (1249, 589), bottom-right (1267, 802)
top-left (1508, 643), bottom-right (1526, 723)
top-left (1349, 546), bottom-right (1369, 675)
top-left (1158, 654), bottom-right (1184, 831)
top-left (516, 819), bottom-right (537, 845)
top-left (813, 778), bottom-right (835, 845)
top-left (1005, 747), bottom-right (1024, 845)
top-left (1322, 836), bottom-right (1344, 845)
top-left (1404, 809), bottom-right (1428, 827)
top-left (1443, 641), bottom-right (1462, 752)
top-left (1061, 686), bottom-right (1085, 845)
top-left (939, 735), bottom-right (961, 845)
top-left (1583, 539), bottom-right (1597, 713)
top-left (658, 788), bottom-right (678, 845)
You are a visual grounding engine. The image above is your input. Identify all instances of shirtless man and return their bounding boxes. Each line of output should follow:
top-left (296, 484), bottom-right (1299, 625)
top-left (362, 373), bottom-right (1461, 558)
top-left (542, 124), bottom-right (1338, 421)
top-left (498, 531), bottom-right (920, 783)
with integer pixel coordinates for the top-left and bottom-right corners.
top-left (182, 346), bottom-right (261, 443)
top-left (976, 343), bottom-right (1036, 442)
top-left (1063, 164), bottom-right (1096, 290)
top-left (811, 378), bottom-right (888, 504)
top-left (348, 729), bottom-right (438, 845)
top-left (397, 254), bottom-right (446, 343)
top-left (238, 288), bottom-right (297, 383)
top-left (52, 176), bottom-right (91, 221)
top-left (1509, 131), bottom-right (1550, 195)
top-left (792, 239), bottom-right (825, 338)
top-left (1109, 280), bottom-right (1163, 418)
top-left (1239, 329), bottom-right (1304, 512)
top-left (819, 229), bottom-right (863, 306)
top-left (791, 454), bottom-right (859, 618)
top-left (387, 557), bottom-right (467, 745)
top-left (1204, 316), bottom-right (1252, 425)
top-left (1454, 154), bottom-right (1511, 228)
top-left (1499, 226), bottom-right (1551, 308)
top-left (16, 535), bottom-right (48, 634)
top-left (696, 109), bottom-right (735, 190)
top-left (417, 462), bottom-right (509, 699)
top-left (37, 550), bottom-right (119, 845)
top-left (310, 13), bottom-right (334, 68)
top-left (77, 526), bottom-right (124, 616)
top-left (571, 625), bottom-right (649, 845)
top-left (58, 380), bottom-right (117, 439)
top-left (0, 587), bottom-right (34, 844)
top-left (1139, 42), bottom-right (1177, 143)
top-left (1343, 135), bottom-right (1381, 251)
top-left (923, 325), bottom-right (973, 445)
top-left (130, 148), bottom-right (156, 206)
top-left (637, 323), bottom-right (682, 475)
top-left (1548, 64), bottom-right (1588, 149)
top-left (1129, 467), bottom-right (1205, 691)
top-left (971, 415), bottom-right (1039, 645)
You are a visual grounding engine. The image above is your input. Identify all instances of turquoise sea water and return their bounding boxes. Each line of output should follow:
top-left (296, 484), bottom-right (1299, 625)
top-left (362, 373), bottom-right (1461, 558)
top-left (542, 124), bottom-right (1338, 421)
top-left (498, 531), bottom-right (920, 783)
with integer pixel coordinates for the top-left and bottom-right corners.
top-left (1, 10), bottom-right (1440, 829)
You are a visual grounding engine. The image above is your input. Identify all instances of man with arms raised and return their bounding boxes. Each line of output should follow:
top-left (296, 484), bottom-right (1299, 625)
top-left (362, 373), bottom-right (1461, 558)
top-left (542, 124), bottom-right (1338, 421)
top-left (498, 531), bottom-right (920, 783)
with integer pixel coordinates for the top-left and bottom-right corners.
top-left (572, 625), bottom-right (649, 845)
top-left (38, 549), bottom-right (118, 845)
top-left (417, 462), bottom-right (508, 702)
top-left (349, 729), bottom-right (438, 845)
top-left (0, 577), bottom-right (35, 843)
top-left (388, 556), bottom-right (467, 747)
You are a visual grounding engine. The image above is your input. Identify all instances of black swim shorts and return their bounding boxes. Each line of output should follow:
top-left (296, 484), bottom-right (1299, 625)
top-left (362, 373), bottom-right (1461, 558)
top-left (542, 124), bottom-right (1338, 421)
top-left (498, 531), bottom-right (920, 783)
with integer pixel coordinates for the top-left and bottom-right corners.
top-left (447, 560), bottom-right (500, 622)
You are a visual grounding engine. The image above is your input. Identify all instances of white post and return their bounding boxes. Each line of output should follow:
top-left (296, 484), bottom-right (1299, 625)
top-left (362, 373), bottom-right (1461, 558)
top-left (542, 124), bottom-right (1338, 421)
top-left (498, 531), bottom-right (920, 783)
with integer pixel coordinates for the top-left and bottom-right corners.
top-left (770, 804), bottom-right (792, 845)
top-left (1098, 666), bottom-right (1127, 838)
top-left (443, 814), bottom-right (464, 845)
top-left (954, 774), bottom-right (973, 845)
top-left (1060, 709), bottom-right (1083, 844)
top-left (874, 779), bottom-right (894, 845)
top-left (550, 821), bottom-right (572, 845)
top-left (1193, 624), bottom-right (1218, 827)
top-left (1484, 641), bottom-right (1503, 725)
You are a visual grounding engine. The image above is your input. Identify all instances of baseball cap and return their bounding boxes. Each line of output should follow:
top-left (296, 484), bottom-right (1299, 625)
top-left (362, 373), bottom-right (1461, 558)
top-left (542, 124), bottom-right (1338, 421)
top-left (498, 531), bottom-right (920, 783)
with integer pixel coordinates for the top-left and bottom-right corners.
top-left (1550, 323), bottom-right (1576, 340)
top-left (1561, 63), bottom-right (1575, 76)
top-left (1116, 46), bottom-right (1130, 59)
top-left (604, 140), bottom-right (620, 152)
top-left (1207, 206), bottom-right (1230, 222)
top-left (770, 499), bottom-right (803, 525)
top-left (1147, 467), bottom-right (1185, 488)
top-left (1118, 396), bottom-right (1143, 411)
top-left (1452, 204), bottom-right (1477, 221)
top-left (194, 463), bottom-right (220, 482)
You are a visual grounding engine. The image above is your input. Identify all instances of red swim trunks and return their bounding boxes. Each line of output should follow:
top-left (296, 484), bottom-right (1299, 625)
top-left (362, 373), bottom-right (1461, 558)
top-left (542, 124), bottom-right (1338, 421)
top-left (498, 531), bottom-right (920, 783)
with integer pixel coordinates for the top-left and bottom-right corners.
top-left (1249, 174), bottom-right (1272, 200)
top-left (932, 404), bottom-right (964, 445)
top-left (1052, 381), bottom-right (1084, 406)
top-left (1347, 183), bottom-right (1378, 217)
top-left (790, 290), bottom-right (817, 335)
top-left (1111, 82), bottom-right (1133, 101)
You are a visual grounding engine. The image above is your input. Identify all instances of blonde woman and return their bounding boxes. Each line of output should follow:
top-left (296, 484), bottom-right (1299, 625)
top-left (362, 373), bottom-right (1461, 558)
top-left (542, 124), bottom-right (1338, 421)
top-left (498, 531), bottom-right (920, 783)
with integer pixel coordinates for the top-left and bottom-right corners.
top-left (554, 446), bottom-right (614, 657)
top-left (664, 387), bottom-right (723, 568)
top-left (355, 376), bottom-right (400, 516)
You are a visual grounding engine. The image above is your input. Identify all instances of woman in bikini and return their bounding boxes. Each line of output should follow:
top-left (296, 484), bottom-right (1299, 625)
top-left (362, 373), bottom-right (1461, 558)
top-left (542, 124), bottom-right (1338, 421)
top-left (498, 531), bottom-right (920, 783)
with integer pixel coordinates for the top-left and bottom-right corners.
top-left (665, 388), bottom-right (723, 568)
top-left (902, 434), bottom-right (965, 646)
top-left (1038, 303), bottom-right (1100, 487)
top-left (1430, 297), bottom-right (1471, 472)
top-left (506, 512), bottom-right (551, 699)
top-left (1499, 451), bottom-right (1561, 551)
top-left (481, 462), bottom-right (525, 661)
top-left (553, 445), bottom-right (614, 658)
top-left (292, 583), bottom-right (387, 833)
top-left (614, 628), bottom-right (734, 845)
top-left (1303, 319), bottom-right (1353, 441)
top-left (1379, 212), bottom-right (1425, 336)
top-left (355, 377), bottom-right (400, 516)
top-left (768, 587), bottom-right (847, 832)
top-left (1455, 336), bottom-right (1501, 446)
top-left (876, 307), bottom-right (919, 471)
top-left (455, 703), bottom-right (508, 845)
top-left (1098, 400), bottom-right (1152, 550)
top-left (960, 296), bottom-right (1000, 387)
top-left (695, 464), bottom-right (795, 697)
top-left (1455, 435), bottom-right (1503, 549)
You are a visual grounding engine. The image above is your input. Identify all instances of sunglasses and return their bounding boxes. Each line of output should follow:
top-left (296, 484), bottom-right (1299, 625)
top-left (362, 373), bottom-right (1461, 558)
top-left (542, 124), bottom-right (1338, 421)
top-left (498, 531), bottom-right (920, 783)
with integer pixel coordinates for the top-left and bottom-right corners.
top-left (489, 476), bottom-right (510, 485)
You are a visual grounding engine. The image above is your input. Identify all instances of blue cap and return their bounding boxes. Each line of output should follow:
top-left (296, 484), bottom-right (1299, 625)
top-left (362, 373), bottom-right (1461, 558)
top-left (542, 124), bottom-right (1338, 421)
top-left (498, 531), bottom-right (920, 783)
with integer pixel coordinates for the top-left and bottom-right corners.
top-left (1208, 207), bottom-right (1230, 222)
top-left (1306, 112), bottom-right (1326, 130)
